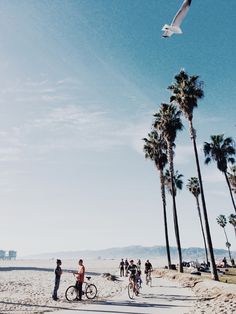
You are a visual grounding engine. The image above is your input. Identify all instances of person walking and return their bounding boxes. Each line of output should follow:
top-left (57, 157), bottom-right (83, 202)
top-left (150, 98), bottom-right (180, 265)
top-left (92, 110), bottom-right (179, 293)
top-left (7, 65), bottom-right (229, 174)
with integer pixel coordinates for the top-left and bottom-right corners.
top-left (137, 259), bottom-right (141, 271)
top-left (52, 259), bottom-right (62, 301)
top-left (119, 258), bottom-right (125, 277)
top-left (74, 259), bottom-right (85, 301)
top-left (124, 258), bottom-right (129, 277)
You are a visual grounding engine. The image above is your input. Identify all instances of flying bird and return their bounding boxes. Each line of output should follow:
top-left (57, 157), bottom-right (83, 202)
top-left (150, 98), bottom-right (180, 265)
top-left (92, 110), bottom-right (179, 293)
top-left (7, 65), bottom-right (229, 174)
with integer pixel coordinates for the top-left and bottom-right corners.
top-left (162, 0), bottom-right (192, 38)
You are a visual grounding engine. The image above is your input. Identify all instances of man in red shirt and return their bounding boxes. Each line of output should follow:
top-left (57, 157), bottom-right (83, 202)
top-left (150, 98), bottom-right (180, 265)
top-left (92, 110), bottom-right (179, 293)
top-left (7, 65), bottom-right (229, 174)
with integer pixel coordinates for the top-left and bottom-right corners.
top-left (74, 259), bottom-right (85, 301)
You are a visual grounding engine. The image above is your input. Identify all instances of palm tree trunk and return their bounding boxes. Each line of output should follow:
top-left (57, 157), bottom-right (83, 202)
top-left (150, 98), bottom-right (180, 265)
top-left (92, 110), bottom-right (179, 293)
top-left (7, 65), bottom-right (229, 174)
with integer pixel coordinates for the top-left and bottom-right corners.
top-left (223, 227), bottom-right (232, 262)
top-left (167, 143), bottom-right (183, 273)
top-left (159, 168), bottom-right (172, 269)
top-left (196, 196), bottom-right (209, 265)
top-left (189, 120), bottom-right (219, 281)
top-left (224, 172), bottom-right (236, 214)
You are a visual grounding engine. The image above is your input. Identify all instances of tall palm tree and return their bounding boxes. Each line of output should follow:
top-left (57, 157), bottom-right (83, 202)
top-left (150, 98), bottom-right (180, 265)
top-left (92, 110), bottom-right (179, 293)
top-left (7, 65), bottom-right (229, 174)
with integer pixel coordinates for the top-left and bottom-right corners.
top-left (228, 166), bottom-right (236, 196)
top-left (228, 214), bottom-right (236, 237)
top-left (164, 169), bottom-right (183, 196)
top-left (203, 134), bottom-right (236, 213)
top-left (153, 103), bottom-right (184, 273)
top-left (216, 215), bottom-right (232, 263)
top-left (186, 177), bottom-right (209, 265)
top-left (143, 130), bottom-right (172, 268)
top-left (168, 70), bottom-right (218, 280)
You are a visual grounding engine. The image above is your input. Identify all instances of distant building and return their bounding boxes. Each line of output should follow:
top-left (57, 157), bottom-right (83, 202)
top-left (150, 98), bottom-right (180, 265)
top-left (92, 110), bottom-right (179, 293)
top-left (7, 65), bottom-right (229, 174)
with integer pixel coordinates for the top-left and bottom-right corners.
top-left (0, 250), bottom-right (17, 260)
top-left (8, 250), bottom-right (17, 260)
top-left (0, 250), bottom-right (6, 259)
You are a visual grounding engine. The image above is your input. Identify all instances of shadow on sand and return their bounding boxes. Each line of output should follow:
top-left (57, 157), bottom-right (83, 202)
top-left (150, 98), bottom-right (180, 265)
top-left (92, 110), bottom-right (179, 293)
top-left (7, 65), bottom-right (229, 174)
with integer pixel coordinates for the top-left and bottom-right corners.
top-left (0, 299), bottom-right (190, 314)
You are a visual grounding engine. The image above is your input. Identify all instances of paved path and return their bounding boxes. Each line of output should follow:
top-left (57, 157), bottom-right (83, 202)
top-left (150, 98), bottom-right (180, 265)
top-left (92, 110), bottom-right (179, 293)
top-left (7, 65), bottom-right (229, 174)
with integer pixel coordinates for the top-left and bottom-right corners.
top-left (55, 277), bottom-right (197, 314)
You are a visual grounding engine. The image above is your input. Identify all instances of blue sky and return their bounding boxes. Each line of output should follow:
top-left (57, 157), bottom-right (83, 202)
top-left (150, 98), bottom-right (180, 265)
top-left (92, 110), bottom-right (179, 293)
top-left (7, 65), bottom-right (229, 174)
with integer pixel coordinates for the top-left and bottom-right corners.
top-left (0, 0), bottom-right (235, 256)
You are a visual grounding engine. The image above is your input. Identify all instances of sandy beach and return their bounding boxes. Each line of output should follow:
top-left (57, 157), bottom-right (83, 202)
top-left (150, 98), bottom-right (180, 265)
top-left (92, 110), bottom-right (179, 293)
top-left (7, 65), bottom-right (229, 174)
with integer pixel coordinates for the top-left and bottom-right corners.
top-left (0, 259), bottom-right (235, 314)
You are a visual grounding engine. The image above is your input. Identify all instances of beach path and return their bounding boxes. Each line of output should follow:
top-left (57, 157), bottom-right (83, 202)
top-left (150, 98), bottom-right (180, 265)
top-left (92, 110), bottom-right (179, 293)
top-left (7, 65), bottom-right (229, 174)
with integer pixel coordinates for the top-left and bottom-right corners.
top-left (55, 277), bottom-right (196, 314)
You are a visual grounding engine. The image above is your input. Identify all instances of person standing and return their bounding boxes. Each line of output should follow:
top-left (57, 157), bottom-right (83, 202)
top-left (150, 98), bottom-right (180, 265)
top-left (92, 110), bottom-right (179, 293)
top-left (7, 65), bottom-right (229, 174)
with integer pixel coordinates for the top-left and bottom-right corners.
top-left (119, 258), bottom-right (125, 277)
top-left (52, 259), bottom-right (62, 301)
top-left (137, 259), bottom-right (141, 271)
top-left (124, 258), bottom-right (129, 277)
top-left (74, 259), bottom-right (85, 301)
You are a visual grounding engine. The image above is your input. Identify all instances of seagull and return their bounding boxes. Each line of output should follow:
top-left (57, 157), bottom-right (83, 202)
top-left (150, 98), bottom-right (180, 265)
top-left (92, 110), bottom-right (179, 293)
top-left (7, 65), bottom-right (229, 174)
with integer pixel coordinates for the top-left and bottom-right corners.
top-left (162, 0), bottom-right (192, 38)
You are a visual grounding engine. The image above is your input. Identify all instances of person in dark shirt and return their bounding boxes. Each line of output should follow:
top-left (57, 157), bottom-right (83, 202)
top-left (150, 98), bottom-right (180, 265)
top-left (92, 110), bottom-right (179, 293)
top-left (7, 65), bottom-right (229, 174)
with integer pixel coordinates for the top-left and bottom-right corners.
top-left (119, 259), bottom-right (125, 277)
top-left (52, 259), bottom-right (62, 301)
top-left (127, 260), bottom-right (137, 281)
top-left (128, 260), bottom-right (138, 292)
top-left (124, 259), bottom-right (129, 277)
top-left (145, 260), bottom-right (153, 273)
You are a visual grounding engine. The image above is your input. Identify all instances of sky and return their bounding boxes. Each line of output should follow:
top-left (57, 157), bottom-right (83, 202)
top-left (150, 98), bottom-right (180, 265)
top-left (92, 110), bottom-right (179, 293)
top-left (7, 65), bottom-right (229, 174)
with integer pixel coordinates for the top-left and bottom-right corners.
top-left (0, 0), bottom-right (235, 257)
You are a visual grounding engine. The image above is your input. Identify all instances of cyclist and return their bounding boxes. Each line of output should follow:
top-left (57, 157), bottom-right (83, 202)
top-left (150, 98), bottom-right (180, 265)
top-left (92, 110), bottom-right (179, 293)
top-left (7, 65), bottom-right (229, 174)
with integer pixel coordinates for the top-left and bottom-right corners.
top-left (136, 270), bottom-right (142, 288)
top-left (127, 260), bottom-right (138, 294)
top-left (144, 259), bottom-right (153, 284)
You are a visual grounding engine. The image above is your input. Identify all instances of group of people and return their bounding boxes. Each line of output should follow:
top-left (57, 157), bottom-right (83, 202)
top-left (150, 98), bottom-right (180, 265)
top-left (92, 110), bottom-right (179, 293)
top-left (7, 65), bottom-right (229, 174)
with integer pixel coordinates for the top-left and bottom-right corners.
top-left (52, 257), bottom-right (153, 301)
top-left (119, 258), bottom-right (143, 277)
top-left (52, 259), bottom-right (85, 301)
top-left (119, 258), bottom-right (153, 288)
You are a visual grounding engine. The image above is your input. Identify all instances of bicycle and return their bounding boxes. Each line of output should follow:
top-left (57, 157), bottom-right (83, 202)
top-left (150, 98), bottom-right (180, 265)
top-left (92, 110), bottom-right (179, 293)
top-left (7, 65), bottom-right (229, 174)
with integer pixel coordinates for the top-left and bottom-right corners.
top-left (128, 277), bottom-right (140, 299)
top-left (65, 276), bottom-right (97, 301)
top-left (145, 269), bottom-right (152, 286)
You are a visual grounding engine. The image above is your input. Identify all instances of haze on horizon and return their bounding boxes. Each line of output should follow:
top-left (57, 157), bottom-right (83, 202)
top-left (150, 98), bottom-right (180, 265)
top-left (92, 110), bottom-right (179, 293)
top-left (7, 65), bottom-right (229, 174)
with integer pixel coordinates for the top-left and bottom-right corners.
top-left (0, 0), bottom-right (236, 256)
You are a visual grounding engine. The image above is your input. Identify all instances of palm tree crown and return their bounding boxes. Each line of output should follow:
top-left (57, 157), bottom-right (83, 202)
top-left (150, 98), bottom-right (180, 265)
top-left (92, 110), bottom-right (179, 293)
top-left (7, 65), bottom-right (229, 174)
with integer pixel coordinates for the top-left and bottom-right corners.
top-left (203, 134), bottom-right (235, 173)
top-left (229, 214), bottom-right (236, 228)
top-left (143, 130), bottom-right (167, 171)
top-left (186, 177), bottom-right (200, 198)
top-left (216, 215), bottom-right (227, 228)
top-left (153, 103), bottom-right (183, 144)
top-left (164, 169), bottom-right (183, 196)
top-left (168, 70), bottom-right (204, 121)
top-left (228, 166), bottom-right (236, 195)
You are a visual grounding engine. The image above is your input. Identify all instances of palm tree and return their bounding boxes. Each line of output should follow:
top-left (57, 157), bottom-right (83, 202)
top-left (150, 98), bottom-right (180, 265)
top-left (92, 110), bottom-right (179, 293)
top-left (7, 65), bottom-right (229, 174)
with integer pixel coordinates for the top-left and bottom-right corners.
top-left (216, 215), bottom-right (232, 263)
top-left (228, 166), bottom-right (236, 196)
top-left (153, 103), bottom-right (184, 272)
top-left (164, 169), bottom-right (183, 196)
top-left (203, 134), bottom-right (236, 213)
top-left (143, 130), bottom-right (172, 268)
top-left (168, 70), bottom-right (218, 280)
top-left (228, 214), bottom-right (236, 237)
top-left (186, 177), bottom-right (209, 265)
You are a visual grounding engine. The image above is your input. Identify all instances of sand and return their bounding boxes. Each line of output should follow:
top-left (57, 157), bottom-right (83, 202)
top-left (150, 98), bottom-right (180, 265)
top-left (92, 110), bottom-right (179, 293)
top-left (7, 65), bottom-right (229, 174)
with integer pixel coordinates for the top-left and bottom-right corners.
top-left (0, 259), bottom-right (235, 314)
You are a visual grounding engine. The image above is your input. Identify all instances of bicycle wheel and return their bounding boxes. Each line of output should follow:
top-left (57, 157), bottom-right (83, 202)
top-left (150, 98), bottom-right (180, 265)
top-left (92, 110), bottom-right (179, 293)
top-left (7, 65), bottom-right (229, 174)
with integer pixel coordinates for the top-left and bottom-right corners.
top-left (148, 276), bottom-right (152, 287)
top-left (128, 283), bottom-right (134, 299)
top-left (85, 284), bottom-right (97, 299)
top-left (65, 285), bottom-right (78, 301)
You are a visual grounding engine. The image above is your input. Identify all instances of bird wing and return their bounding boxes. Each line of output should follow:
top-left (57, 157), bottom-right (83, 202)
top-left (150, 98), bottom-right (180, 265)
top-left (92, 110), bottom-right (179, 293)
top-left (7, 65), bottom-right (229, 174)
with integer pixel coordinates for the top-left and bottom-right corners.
top-left (171, 0), bottom-right (192, 27)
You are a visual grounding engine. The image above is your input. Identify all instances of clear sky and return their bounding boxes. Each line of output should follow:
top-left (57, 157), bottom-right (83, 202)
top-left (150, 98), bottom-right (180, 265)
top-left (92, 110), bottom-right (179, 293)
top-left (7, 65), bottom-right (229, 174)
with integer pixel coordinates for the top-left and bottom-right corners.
top-left (0, 0), bottom-right (235, 256)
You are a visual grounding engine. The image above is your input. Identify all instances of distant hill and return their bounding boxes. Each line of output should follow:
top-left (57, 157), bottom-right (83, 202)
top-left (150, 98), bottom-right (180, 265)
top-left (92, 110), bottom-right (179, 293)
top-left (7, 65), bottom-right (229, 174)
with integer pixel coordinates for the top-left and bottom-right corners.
top-left (24, 245), bottom-right (236, 261)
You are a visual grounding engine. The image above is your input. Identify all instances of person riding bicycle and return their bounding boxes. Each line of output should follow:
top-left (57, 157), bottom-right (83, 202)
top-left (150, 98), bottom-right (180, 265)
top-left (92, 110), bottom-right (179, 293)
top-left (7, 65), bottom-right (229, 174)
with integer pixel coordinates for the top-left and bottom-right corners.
top-left (145, 259), bottom-right (153, 283)
top-left (145, 260), bottom-right (153, 273)
top-left (136, 269), bottom-right (142, 288)
top-left (127, 260), bottom-right (138, 293)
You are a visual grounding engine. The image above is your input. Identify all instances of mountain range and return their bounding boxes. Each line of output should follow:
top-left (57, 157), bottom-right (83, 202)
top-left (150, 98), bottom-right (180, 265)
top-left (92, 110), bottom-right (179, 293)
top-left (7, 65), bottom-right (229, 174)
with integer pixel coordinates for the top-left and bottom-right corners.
top-left (24, 245), bottom-right (235, 261)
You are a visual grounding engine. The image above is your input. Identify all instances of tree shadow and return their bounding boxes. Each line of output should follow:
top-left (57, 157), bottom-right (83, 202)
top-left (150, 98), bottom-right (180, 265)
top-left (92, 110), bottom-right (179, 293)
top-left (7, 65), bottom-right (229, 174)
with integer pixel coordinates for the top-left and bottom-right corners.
top-left (141, 293), bottom-right (197, 302)
top-left (0, 300), bottom-right (77, 311)
top-left (93, 299), bottom-right (191, 309)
